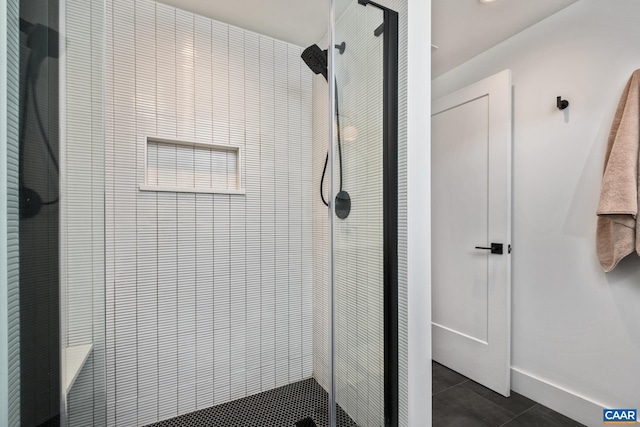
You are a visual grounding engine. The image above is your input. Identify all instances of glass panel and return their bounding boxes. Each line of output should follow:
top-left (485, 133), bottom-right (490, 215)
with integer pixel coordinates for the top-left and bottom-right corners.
top-left (14, 0), bottom-right (106, 425)
top-left (19, 1), bottom-right (61, 424)
top-left (332, 1), bottom-right (386, 426)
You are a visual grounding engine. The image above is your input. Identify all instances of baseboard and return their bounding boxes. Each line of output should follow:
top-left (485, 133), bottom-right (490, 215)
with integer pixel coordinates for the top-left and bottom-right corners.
top-left (511, 367), bottom-right (609, 427)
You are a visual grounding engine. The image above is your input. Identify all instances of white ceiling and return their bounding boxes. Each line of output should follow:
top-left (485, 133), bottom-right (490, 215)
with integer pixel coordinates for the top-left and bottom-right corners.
top-left (154, 0), bottom-right (330, 47)
top-left (432, 0), bottom-right (580, 77)
top-left (154, 0), bottom-right (580, 75)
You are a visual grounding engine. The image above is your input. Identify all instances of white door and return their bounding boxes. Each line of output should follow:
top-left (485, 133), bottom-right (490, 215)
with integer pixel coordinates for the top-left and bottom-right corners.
top-left (431, 70), bottom-right (512, 397)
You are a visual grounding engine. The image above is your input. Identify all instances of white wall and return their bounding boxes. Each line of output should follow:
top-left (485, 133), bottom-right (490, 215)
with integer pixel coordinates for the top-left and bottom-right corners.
top-left (106, 0), bottom-right (314, 425)
top-left (433, 0), bottom-right (640, 424)
top-left (406, 0), bottom-right (432, 424)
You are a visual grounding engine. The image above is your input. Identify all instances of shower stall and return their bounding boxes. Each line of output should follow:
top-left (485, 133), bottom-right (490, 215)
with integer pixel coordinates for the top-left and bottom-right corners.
top-left (1, 0), bottom-right (409, 425)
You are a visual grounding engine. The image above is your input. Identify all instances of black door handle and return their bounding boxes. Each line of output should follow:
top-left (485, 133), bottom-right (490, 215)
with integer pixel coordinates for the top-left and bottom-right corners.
top-left (475, 243), bottom-right (504, 255)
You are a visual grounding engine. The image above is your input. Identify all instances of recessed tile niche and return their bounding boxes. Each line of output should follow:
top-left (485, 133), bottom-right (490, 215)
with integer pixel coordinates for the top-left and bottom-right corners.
top-left (140, 136), bottom-right (244, 194)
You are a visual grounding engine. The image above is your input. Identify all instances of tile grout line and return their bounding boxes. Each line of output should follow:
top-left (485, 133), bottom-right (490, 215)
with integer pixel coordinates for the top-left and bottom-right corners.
top-left (431, 379), bottom-right (469, 397)
top-left (434, 372), bottom-right (545, 427)
top-left (497, 403), bottom-right (540, 427)
top-left (458, 380), bottom-right (536, 419)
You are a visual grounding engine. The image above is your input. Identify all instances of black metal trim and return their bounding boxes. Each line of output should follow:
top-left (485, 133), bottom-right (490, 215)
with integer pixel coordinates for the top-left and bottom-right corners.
top-left (353, 2), bottom-right (400, 426)
top-left (358, 0), bottom-right (395, 13)
top-left (382, 7), bottom-right (399, 427)
top-left (374, 22), bottom-right (385, 38)
top-left (383, 8), bottom-right (400, 427)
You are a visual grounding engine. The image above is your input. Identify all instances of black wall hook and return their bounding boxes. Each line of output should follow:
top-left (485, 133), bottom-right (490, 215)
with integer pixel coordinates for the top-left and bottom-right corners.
top-left (557, 96), bottom-right (569, 110)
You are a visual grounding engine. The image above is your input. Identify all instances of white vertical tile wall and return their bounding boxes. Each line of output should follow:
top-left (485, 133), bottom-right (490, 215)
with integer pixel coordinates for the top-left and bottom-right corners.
top-left (105, 0), bottom-right (116, 421)
top-left (192, 14), bottom-right (216, 411)
top-left (64, 0), bottom-right (106, 425)
top-left (289, 44), bottom-right (305, 384)
top-left (259, 34), bottom-right (276, 392)
top-left (301, 45), bottom-right (315, 379)
top-left (243, 30), bottom-right (261, 398)
top-left (135, 1), bottom-right (158, 425)
top-left (112, 0), bottom-right (138, 424)
top-left (274, 40), bottom-right (289, 389)
top-left (311, 1), bottom-right (409, 426)
top-left (175, 11), bottom-right (197, 415)
top-left (106, 1), bottom-right (314, 424)
top-left (312, 46), bottom-right (330, 397)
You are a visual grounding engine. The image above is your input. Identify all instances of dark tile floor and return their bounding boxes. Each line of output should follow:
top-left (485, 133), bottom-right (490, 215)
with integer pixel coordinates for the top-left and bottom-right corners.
top-left (432, 361), bottom-right (585, 427)
top-left (144, 378), bottom-right (357, 427)
top-left (145, 362), bottom-right (584, 427)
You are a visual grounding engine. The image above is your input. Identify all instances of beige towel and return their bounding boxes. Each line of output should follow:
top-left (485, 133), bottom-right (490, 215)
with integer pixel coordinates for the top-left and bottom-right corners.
top-left (597, 70), bottom-right (640, 272)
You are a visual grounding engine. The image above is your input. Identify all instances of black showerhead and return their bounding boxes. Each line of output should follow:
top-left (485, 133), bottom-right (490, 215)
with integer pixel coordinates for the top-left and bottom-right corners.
top-left (301, 44), bottom-right (328, 81)
top-left (20, 18), bottom-right (59, 79)
top-left (20, 19), bottom-right (59, 58)
top-left (301, 43), bottom-right (346, 82)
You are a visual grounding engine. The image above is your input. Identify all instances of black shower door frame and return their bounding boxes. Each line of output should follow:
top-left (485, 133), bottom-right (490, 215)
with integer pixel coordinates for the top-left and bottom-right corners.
top-left (357, 1), bottom-right (400, 426)
top-left (382, 7), bottom-right (399, 427)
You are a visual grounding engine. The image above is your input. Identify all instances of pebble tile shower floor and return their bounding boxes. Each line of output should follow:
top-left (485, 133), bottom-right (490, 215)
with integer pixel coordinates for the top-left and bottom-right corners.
top-left (144, 378), bottom-right (358, 427)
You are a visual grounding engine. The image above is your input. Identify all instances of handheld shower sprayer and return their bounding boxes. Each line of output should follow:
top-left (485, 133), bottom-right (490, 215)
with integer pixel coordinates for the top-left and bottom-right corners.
top-left (301, 42), bottom-right (351, 219)
top-left (19, 19), bottom-right (60, 219)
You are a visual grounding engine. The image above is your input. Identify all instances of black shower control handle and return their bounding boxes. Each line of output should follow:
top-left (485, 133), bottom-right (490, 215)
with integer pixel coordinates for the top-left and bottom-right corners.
top-left (475, 243), bottom-right (504, 255)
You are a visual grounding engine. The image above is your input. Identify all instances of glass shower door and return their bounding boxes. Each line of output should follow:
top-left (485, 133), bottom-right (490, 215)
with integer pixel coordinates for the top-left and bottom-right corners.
top-left (11, 0), bottom-right (107, 425)
top-left (17, 1), bottom-right (61, 424)
top-left (330, 0), bottom-right (398, 426)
